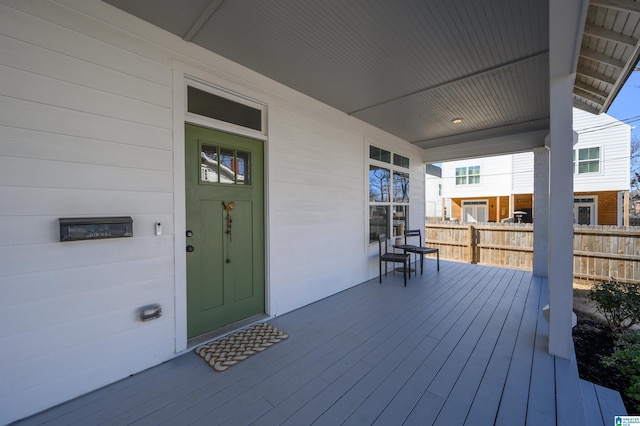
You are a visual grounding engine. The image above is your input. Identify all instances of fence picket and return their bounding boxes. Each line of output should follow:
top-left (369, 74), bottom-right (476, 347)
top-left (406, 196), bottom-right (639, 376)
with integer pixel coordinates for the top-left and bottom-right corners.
top-left (426, 222), bottom-right (640, 285)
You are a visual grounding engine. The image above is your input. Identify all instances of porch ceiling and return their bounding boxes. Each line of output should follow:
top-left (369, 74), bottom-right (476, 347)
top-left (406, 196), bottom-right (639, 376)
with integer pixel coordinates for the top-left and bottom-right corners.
top-left (574, 0), bottom-right (640, 115)
top-left (103, 0), bottom-right (639, 156)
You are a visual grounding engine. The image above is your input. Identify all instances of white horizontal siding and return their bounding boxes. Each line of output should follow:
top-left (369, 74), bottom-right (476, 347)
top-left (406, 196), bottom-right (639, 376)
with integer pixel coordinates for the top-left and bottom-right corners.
top-left (573, 109), bottom-right (630, 192)
top-left (0, 1), bottom-right (175, 423)
top-left (0, 2), bottom-right (172, 85)
top-left (0, 33), bottom-right (171, 106)
top-left (0, 64), bottom-right (172, 129)
top-left (3, 330), bottom-right (175, 424)
top-left (0, 126), bottom-right (173, 171)
top-left (0, 256), bottom-right (174, 308)
top-left (512, 151), bottom-right (534, 193)
top-left (0, 187), bottom-right (174, 216)
top-left (0, 96), bottom-right (173, 149)
top-left (0, 156), bottom-right (172, 192)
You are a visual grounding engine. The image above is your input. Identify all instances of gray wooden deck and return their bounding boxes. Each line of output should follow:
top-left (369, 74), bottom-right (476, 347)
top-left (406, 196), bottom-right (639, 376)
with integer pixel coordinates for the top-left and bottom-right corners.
top-left (13, 261), bottom-right (624, 425)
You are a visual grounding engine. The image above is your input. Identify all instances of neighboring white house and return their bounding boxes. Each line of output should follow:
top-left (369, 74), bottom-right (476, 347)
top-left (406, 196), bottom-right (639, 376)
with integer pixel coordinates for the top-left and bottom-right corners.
top-left (442, 108), bottom-right (632, 226)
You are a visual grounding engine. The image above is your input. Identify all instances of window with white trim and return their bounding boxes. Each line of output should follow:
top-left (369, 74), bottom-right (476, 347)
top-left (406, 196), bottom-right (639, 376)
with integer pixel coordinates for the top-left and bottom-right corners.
top-left (185, 80), bottom-right (267, 137)
top-left (573, 147), bottom-right (600, 174)
top-left (369, 146), bottom-right (410, 243)
top-left (455, 165), bottom-right (480, 185)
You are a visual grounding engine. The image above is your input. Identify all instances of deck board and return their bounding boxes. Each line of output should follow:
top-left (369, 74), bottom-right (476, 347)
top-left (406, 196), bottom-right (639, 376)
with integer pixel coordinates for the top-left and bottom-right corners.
top-left (493, 273), bottom-right (542, 425)
top-left (594, 382), bottom-right (627, 422)
top-left (14, 261), bottom-right (605, 426)
top-left (429, 270), bottom-right (526, 424)
top-left (463, 270), bottom-right (532, 425)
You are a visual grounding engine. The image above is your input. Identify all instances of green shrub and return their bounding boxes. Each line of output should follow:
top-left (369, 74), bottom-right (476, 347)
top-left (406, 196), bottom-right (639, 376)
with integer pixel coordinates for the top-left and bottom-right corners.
top-left (588, 280), bottom-right (640, 333)
top-left (603, 331), bottom-right (640, 409)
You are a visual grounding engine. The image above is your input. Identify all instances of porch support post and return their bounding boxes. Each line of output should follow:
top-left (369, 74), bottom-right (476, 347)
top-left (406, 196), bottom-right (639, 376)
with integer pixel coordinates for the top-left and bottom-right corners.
top-left (533, 146), bottom-right (549, 278)
top-left (547, 75), bottom-right (576, 360)
top-left (546, 0), bottom-right (588, 360)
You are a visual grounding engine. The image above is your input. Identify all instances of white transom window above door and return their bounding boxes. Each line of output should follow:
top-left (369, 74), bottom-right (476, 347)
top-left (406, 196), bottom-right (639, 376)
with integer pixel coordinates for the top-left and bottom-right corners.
top-left (462, 200), bottom-right (488, 223)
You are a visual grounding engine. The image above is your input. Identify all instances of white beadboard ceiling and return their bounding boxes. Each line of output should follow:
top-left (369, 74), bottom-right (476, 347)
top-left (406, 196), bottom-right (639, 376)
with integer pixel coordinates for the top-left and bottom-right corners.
top-left (103, 0), bottom-right (639, 153)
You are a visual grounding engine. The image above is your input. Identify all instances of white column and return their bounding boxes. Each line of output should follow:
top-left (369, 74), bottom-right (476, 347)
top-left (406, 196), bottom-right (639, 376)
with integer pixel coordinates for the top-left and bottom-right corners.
top-left (547, 76), bottom-right (575, 359)
top-left (533, 146), bottom-right (549, 278)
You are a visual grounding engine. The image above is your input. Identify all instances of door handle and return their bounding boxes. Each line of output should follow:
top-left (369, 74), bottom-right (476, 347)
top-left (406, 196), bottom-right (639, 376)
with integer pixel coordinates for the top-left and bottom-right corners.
top-left (186, 245), bottom-right (195, 253)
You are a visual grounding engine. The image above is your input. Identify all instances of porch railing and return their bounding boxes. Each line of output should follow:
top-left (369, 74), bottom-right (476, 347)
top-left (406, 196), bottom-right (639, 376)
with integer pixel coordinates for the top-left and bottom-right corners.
top-left (425, 222), bottom-right (640, 285)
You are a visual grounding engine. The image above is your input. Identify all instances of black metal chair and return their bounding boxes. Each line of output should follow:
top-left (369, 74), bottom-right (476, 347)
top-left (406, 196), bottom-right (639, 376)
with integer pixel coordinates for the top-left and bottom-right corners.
top-left (378, 233), bottom-right (410, 286)
top-left (404, 229), bottom-right (440, 275)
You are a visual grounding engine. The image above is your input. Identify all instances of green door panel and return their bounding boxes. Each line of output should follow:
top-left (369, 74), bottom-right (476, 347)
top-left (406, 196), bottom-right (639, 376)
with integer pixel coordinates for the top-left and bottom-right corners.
top-left (185, 124), bottom-right (265, 338)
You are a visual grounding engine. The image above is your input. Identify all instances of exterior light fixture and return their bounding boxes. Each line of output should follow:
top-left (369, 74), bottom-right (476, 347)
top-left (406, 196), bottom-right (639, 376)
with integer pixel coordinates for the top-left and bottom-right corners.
top-left (451, 118), bottom-right (463, 124)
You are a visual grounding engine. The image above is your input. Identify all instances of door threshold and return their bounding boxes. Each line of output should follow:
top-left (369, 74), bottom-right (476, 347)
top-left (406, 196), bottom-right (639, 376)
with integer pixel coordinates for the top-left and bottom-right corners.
top-left (187, 313), bottom-right (270, 349)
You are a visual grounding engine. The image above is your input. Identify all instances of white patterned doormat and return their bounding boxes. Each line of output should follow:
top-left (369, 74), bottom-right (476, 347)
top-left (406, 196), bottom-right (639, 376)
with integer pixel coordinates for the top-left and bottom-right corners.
top-left (195, 322), bottom-right (288, 372)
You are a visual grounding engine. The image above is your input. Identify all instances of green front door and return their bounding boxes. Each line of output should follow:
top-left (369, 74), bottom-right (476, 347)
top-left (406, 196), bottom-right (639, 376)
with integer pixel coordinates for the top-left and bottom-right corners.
top-left (185, 124), bottom-right (265, 339)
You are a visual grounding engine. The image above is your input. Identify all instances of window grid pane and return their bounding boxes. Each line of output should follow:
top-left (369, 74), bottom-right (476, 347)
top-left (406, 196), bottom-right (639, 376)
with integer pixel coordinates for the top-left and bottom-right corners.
top-left (369, 165), bottom-right (390, 202)
top-left (369, 205), bottom-right (389, 243)
top-left (577, 147), bottom-right (600, 174)
top-left (393, 205), bottom-right (408, 237)
top-left (236, 151), bottom-right (250, 185)
top-left (393, 154), bottom-right (410, 169)
top-left (455, 167), bottom-right (467, 185)
top-left (468, 166), bottom-right (480, 184)
top-left (393, 171), bottom-right (410, 203)
top-left (219, 147), bottom-right (236, 184)
top-left (201, 144), bottom-right (219, 183)
top-left (370, 145), bottom-right (391, 163)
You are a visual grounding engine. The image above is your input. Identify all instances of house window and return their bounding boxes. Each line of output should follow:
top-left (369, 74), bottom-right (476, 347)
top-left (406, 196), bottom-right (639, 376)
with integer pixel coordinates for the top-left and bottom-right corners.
top-left (455, 166), bottom-right (480, 185)
top-left (369, 146), bottom-right (410, 242)
top-left (574, 147), bottom-right (600, 174)
top-left (188, 86), bottom-right (262, 131)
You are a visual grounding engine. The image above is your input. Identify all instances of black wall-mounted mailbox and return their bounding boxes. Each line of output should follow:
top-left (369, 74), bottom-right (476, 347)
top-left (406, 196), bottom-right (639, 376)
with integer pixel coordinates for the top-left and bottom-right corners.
top-left (59, 217), bottom-right (133, 242)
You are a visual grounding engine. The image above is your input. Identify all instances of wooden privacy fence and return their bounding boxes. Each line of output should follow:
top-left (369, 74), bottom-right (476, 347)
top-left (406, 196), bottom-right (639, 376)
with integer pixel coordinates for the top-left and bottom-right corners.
top-left (424, 222), bottom-right (640, 285)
